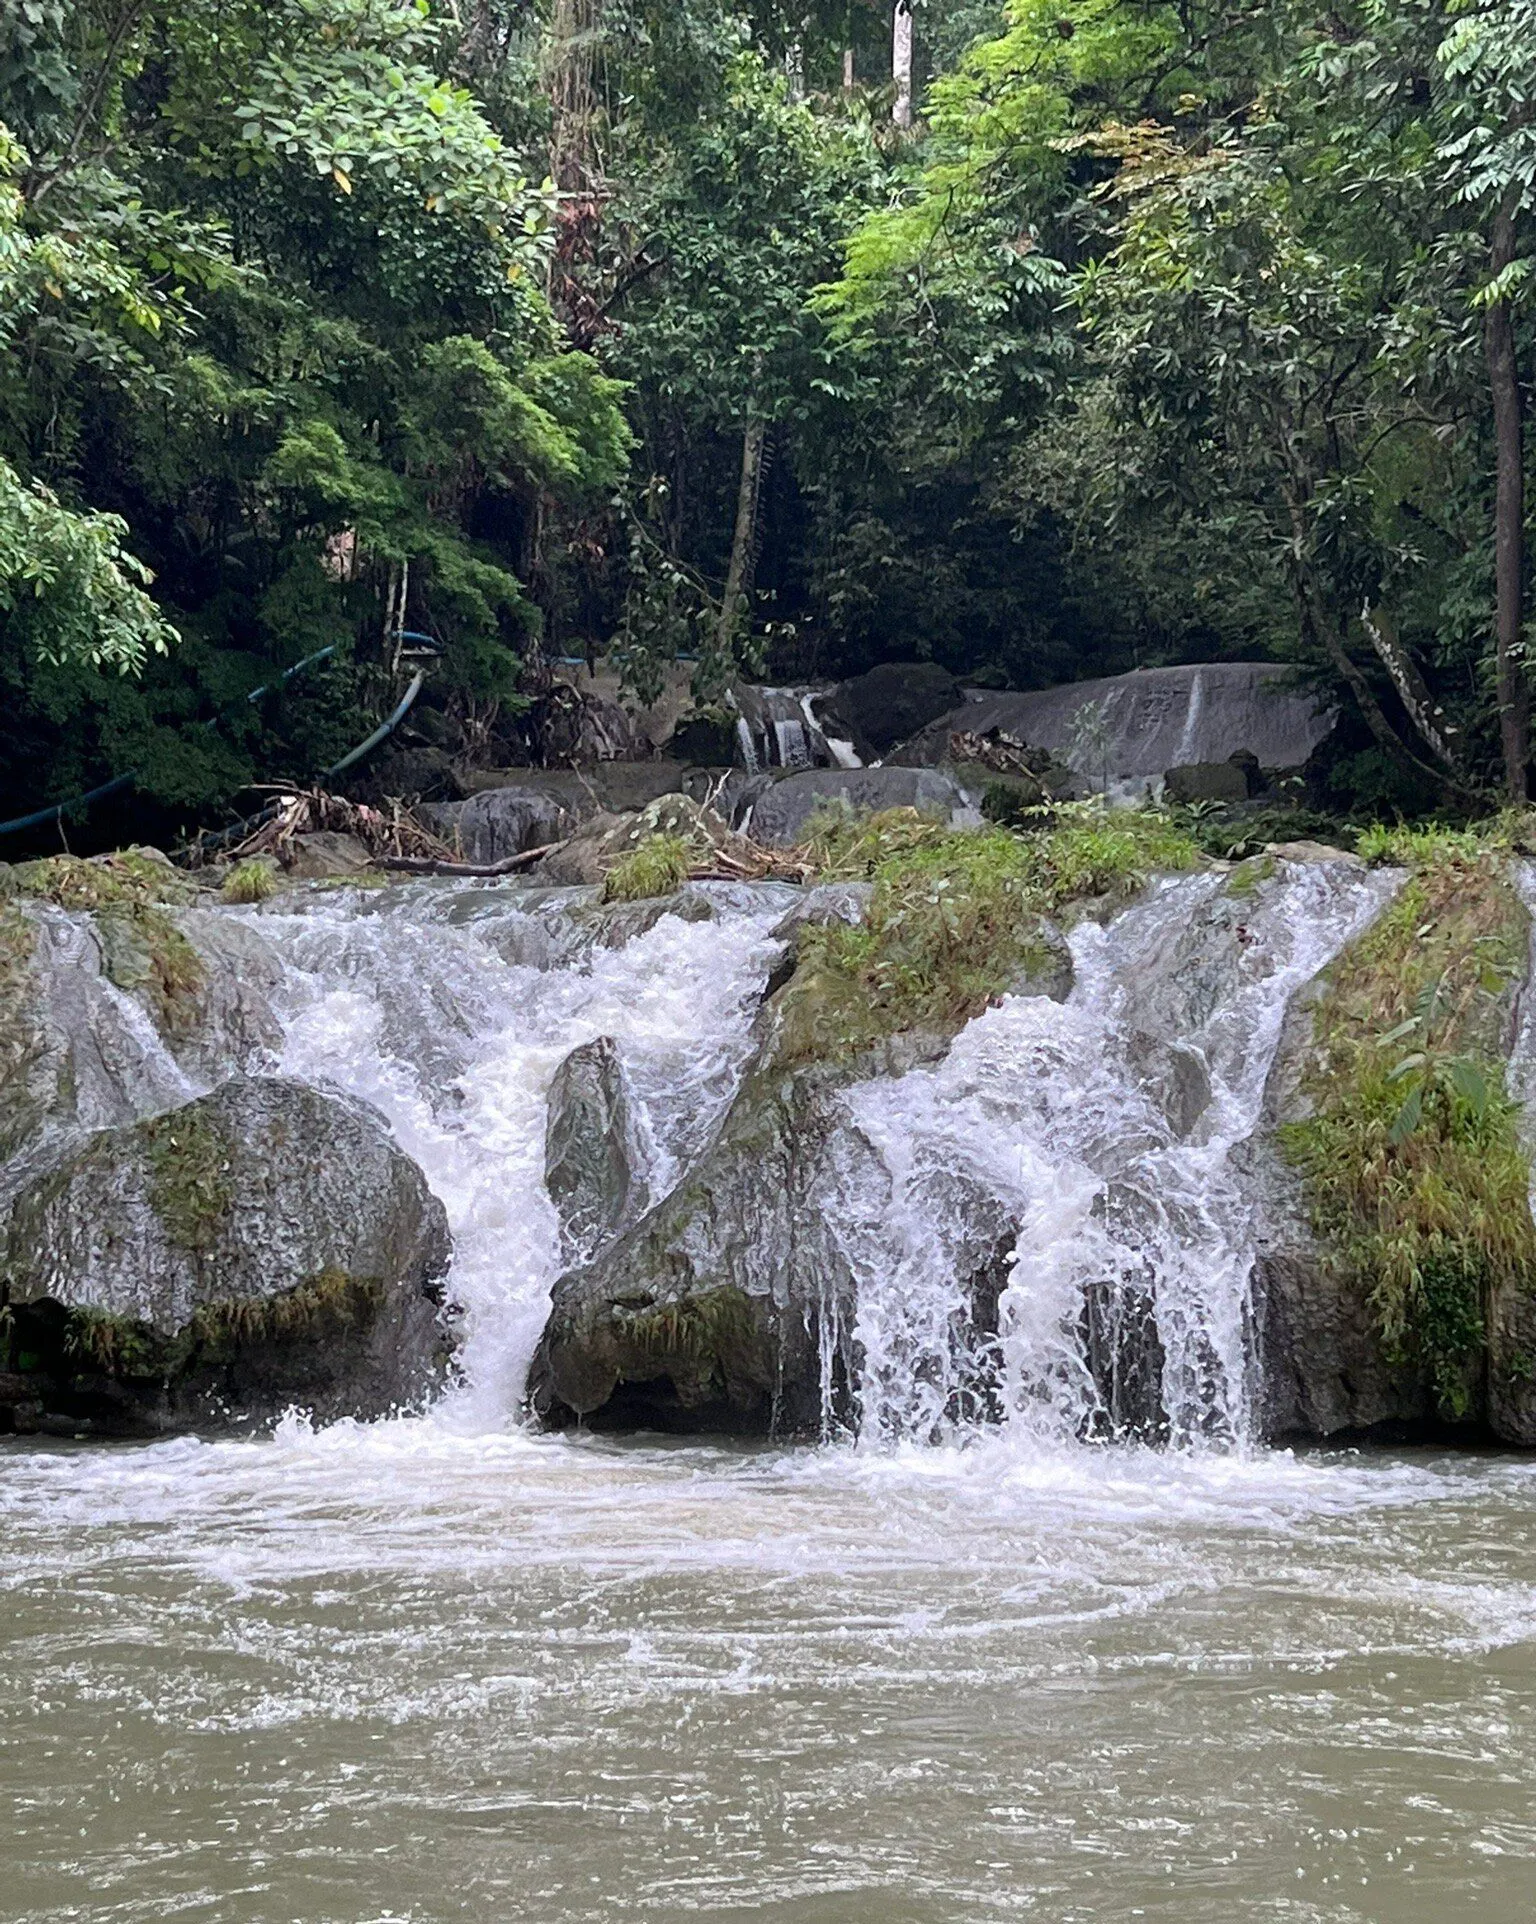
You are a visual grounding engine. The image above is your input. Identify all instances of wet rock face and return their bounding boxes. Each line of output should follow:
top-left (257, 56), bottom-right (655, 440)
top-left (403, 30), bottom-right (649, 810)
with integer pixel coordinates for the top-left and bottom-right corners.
top-left (545, 1038), bottom-right (639, 1257)
top-left (746, 768), bottom-right (977, 847)
top-left (422, 786), bottom-right (572, 863)
top-left (528, 1054), bottom-right (864, 1437)
top-left (901, 663), bottom-right (1336, 791)
top-left (0, 1077), bottom-right (451, 1437)
top-left (527, 909), bottom-right (1074, 1440)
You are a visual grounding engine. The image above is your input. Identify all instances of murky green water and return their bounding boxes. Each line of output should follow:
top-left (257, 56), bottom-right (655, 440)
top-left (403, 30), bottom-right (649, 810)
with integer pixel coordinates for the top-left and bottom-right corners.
top-left (4, 1423), bottom-right (1536, 1922)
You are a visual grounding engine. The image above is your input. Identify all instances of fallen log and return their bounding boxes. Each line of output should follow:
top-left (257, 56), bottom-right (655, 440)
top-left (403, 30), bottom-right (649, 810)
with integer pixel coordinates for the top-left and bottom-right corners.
top-left (378, 839), bottom-right (570, 878)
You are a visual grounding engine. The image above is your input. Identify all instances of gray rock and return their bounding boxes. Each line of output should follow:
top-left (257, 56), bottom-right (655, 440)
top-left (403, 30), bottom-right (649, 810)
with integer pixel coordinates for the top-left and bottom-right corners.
top-left (0, 1076), bottom-right (451, 1435)
top-left (769, 882), bottom-right (874, 942)
top-left (545, 1038), bottom-right (639, 1257)
top-left (1265, 840), bottom-right (1362, 866)
top-left (746, 768), bottom-right (978, 847)
top-left (1163, 761), bottom-right (1250, 806)
top-left (667, 709), bottom-right (740, 765)
top-left (900, 664), bottom-right (1336, 791)
top-left (527, 1054), bottom-right (863, 1436)
top-left (422, 786), bottom-right (572, 864)
top-left (821, 662), bottom-right (962, 757)
top-left (1124, 1032), bottom-right (1212, 1140)
top-left (283, 831), bottom-right (374, 879)
top-left (534, 811), bottom-right (630, 885)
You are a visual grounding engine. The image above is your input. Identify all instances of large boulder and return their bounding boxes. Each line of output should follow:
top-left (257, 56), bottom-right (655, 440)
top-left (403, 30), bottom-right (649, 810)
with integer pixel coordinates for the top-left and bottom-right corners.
top-left (745, 768), bottom-right (977, 847)
top-left (820, 662), bottom-right (962, 758)
top-left (422, 785), bottom-right (573, 863)
top-left (898, 664), bottom-right (1336, 792)
top-left (0, 1076), bottom-right (451, 1436)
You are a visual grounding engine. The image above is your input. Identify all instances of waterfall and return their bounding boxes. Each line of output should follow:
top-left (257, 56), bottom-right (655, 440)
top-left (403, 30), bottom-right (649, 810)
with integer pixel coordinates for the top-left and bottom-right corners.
top-left (252, 883), bottom-right (790, 1423)
top-left (221, 858), bottom-right (1395, 1449)
top-left (831, 860), bottom-right (1397, 1448)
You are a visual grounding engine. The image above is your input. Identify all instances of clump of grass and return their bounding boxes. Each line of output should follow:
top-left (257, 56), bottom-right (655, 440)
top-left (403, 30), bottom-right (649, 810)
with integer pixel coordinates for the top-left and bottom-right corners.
top-left (602, 832), bottom-right (692, 903)
top-left (1355, 821), bottom-right (1484, 867)
top-left (776, 805), bottom-right (1200, 1064)
top-left (1022, 802), bottom-right (1200, 910)
top-left (221, 859), bottom-right (279, 905)
top-left (798, 803), bottom-right (946, 878)
top-left (1279, 842), bottom-right (1534, 1413)
top-left (777, 827), bottom-right (1045, 1062)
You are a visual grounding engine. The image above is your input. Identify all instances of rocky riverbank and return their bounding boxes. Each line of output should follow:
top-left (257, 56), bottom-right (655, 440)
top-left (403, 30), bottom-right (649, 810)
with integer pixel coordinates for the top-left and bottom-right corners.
top-left (6, 802), bottom-right (1536, 1450)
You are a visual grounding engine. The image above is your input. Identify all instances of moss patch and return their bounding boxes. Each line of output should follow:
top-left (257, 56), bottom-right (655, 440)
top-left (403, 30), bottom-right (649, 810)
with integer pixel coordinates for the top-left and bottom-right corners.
top-left (2, 852), bottom-right (195, 911)
top-left (95, 903), bottom-right (206, 1034)
top-left (190, 1269), bottom-right (385, 1355)
top-left (143, 1110), bottom-right (234, 1256)
top-left (1225, 853), bottom-right (1277, 899)
top-left (613, 1285), bottom-right (762, 1392)
top-left (0, 904), bottom-right (38, 1138)
top-left (602, 833), bottom-right (692, 903)
top-left (56, 1270), bottom-right (386, 1381)
top-left (776, 806), bottom-right (1200, 1064)
top-left (1279, 843), bottom-right (1535, 1414)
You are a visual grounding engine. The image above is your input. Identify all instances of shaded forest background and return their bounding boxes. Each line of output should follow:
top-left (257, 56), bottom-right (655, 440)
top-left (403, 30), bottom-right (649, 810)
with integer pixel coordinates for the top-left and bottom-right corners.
top-left (4, 0), bottom-right (1536, 843)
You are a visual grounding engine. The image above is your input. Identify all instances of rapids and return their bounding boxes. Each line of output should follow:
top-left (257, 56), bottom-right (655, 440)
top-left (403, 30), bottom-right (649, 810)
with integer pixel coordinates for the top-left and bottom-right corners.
top-left (5, 869), bottom-right (1536, 1921)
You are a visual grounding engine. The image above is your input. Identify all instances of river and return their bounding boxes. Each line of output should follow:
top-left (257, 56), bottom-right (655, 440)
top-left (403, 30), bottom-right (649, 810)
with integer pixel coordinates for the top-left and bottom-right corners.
top-left (4, 1425), bottom-right (1536, 1921)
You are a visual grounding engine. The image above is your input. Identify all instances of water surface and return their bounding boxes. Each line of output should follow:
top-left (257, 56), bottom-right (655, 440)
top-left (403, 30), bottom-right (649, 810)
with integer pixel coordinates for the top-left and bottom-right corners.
top-left (4, 1425), bottom-right (1535, 1923)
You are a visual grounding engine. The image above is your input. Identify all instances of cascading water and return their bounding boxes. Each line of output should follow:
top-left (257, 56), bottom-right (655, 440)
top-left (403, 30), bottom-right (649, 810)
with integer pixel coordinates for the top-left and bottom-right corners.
top-left (832, 860), bottom-right (1398, 1449)
top-left (232, 858), bottom-right (1398, 1450)
top-left (250, 882), bottom-right (793, 1423)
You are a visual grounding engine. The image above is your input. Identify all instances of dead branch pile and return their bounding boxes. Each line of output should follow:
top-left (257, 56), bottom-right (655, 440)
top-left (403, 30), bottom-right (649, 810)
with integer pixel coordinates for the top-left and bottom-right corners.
top-left (223, 787), bottom-right (458, 866)
top-left (949, 727), bottom-right (1045, 779)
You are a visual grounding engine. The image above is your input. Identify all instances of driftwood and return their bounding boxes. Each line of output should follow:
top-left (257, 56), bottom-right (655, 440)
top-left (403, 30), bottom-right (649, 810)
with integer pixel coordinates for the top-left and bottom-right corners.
top-left (377, 839), bottom-right (570, 878)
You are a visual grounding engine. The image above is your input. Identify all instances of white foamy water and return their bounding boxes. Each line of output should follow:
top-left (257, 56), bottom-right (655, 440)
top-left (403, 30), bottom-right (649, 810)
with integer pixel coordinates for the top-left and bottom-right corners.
top-left (838, 862), bottom-right (1398, 1448)
top-left (251, 883), bottom-right (791, 1421)
top-left (8, 869), bottom-right (1536, 1921)
top-left (5, 1422), bottom-right (1536, 1923)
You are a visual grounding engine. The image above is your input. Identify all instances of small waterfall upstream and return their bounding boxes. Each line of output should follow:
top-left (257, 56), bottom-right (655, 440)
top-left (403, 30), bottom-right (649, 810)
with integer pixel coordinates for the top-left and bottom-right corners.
top-left (239, 860), bottom-right (1393, 1449)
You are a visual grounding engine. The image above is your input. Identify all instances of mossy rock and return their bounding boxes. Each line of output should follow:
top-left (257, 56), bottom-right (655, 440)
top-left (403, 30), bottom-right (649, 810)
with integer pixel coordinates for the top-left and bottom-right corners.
top-left (0, 1076), bottom-right (452, 1435)
top-left (1260, 842), bottom-right (1536, 1442)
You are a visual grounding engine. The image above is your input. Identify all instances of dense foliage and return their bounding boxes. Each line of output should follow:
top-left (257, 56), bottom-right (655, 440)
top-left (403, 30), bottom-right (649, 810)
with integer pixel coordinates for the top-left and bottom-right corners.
top-left (6, 0), bottom-right (1536, 839)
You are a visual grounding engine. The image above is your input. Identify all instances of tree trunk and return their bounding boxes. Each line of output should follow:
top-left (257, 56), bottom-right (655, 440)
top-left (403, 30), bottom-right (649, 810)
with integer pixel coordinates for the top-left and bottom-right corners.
top-left (546, 0), bottom-right (601, 195)
top-left (717, 417), bottom-right (767, 663)
top-left (1359, 603), bottom-right (1461, 771)
top-left (1486, 196), bottom-right (1528, 801)
top-left (843, 47), bottom-right (855, 92)
top-left (892, 3), bottom-right (913, 129)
